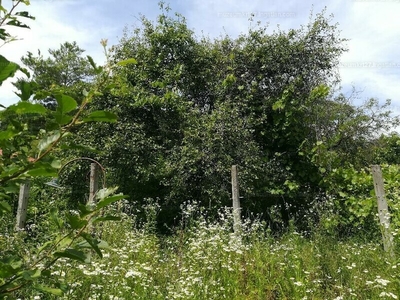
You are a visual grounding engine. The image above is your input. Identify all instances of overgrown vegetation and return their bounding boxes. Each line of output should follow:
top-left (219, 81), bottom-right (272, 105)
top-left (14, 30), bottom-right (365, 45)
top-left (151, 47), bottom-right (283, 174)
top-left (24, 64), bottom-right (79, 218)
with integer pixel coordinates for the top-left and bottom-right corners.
top-left (1, 1), bottom-right (400, 299)
top-left (4, 203), bottom-right (400, 299)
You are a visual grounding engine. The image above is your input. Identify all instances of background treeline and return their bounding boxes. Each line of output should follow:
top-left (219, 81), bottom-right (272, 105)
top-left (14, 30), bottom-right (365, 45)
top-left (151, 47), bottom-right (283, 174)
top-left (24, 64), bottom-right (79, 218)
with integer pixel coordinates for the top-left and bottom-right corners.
top-left (8, 7), bottom-right (400, 235)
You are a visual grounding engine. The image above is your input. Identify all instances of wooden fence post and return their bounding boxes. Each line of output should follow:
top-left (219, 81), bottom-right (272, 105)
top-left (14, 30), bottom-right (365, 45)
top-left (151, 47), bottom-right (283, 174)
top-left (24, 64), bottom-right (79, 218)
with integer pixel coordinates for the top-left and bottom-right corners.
top-left (15, 180), bottom-right (30, 231)
top-left (231, 165), bottom-right (241, 234)
top-left (371, 165), bottom-right (394, 257)
top-left (88, 163), bottom-right (99, 205)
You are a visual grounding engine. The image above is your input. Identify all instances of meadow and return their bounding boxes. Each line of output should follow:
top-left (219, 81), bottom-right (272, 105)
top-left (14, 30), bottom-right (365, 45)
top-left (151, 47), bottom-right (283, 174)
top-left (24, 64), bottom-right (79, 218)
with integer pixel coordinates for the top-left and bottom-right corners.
top-left (2, 201), bottom-right (399, 300)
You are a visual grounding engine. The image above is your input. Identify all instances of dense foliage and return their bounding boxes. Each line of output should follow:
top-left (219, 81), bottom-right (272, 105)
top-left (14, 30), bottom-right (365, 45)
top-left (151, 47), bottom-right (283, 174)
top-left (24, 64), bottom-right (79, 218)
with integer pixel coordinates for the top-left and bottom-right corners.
top-left (69, 5), bottom-right (397, 231)
top-left (2, 0), bottom-right (400, 298)
top-left (0, 1), bottom-right (126, 297)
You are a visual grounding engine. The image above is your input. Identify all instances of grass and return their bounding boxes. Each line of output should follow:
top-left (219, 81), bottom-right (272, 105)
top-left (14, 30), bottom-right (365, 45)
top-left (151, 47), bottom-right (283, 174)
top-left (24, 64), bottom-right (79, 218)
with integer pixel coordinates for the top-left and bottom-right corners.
top-left (2, 202), bottom-right (400, 300)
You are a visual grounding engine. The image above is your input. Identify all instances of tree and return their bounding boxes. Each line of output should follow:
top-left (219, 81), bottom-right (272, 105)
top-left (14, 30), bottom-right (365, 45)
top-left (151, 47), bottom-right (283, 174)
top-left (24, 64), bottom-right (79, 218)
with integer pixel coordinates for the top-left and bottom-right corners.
top-left (46, 5), bottom-right (400, 231)
top-left (15, 41), bottom-right (96, 109)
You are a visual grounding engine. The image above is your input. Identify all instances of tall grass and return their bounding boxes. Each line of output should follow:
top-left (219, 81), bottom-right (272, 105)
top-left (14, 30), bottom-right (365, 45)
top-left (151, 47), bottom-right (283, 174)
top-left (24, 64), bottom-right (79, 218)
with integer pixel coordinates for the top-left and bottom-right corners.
top-left (3, 201), bottom-right (400, 299)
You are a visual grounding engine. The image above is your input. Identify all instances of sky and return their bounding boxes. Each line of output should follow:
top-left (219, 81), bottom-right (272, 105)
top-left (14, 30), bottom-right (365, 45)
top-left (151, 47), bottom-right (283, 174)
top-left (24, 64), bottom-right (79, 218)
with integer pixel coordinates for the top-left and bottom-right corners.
top-left (1, 0), bottom-right (400, 114)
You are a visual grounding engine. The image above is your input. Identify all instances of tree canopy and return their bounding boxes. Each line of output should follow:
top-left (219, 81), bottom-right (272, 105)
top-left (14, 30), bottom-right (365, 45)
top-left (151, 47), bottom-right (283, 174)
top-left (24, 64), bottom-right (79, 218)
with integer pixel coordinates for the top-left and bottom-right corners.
top-left (12, 5), bottom-right (399, 231)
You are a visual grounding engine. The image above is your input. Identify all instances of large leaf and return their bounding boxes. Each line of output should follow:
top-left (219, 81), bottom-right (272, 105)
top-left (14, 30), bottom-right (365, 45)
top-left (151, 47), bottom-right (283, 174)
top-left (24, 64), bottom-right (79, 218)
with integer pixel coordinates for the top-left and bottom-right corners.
top-left (38, 131), bottom-right (60, 152)
top-left (78, 203), bottom-right (94, 218)
top-left (66, 214), bottom-right (88, 230)
top-left (33, 285), bottom-right (63, 296)
top-left (0, 263), bottom-right (16, 279)
top-left (93, 215), bottom-right (121, 223)
top-left (95, 194), bottom-right (126, 210)
top-left (96, 187), bottom-right (119, 200)
top-left (27, 165), bottom-right (57, 177)
top-left (8, 101), bottom-right (46, 114)
top-left (54, 114), bottom-right (73, 125)
top-left (76, 239), bottom-right (109, 250)
top-left (83, 111), bottom-right (117, 123)
top-left (0, 165), bottom-right (24, 179)
top-left (54, 94), bottom-right (77, 124)
top-left (54, 249), bottom-right (87, 263)
top-left (0, 55), bottom-right (19, 85)
top-left (80, 233), bottom-right (102, 258)
top-left (0, 256), bottom-right (23, 278)
top-left (6, 19), bottom-right (30, 29)
top-left (55, 94), bottom-right (77, 114)
top-left (20, 269), bottom-right (41, 280)
top-left (14, 81), bottom-right (33, 101)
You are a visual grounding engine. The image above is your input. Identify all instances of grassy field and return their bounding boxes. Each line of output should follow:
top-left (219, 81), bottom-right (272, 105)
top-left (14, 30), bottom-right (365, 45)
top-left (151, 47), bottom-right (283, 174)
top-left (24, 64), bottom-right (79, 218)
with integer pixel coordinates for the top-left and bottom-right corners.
top-left (3, 203), bottom-right (400, 300)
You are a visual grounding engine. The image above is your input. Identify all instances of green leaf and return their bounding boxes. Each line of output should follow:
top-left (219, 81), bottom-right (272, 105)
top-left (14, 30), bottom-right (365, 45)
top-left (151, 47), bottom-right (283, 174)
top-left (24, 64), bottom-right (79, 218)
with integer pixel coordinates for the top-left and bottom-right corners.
top-left (55, 94), bottom-right (77, 114)
top-left (87, 55), bottom-right (102, 74)
top-left (51, 159), bottom-right (62, 169)
top-left (96, 194), bottom-right (126, 210)
top-left (6, 19), bottom-right (30, 29)
top-left (15, 11), bottom-right (36, 20)
top-left (38, 131), bottom-right (60, 152)
top-left (66, 214), bottom-right (88, 230)
top-left (0, 201), bottom-right (11, 214)
top-left (20, 269), bottom-right (41, 280)
top-left (8, 101), bottom-right (46, 114)
top-left (272, 99), bottom-right (285, 111)
top-left (222, 74), bottom-right (236, 87)
top-left (0, 166), bottom-right (23, 179)
top-left (54, 114), bottom-right (73, 125)
top-left (49, 208), bottom-right (64, 230)
top-left (0, 55), bottom-right (19, 84)
top-left (0, 126), bottom-right (19, 140)
top-left (53, 94), bottom-right (77, 124)
top-left (33, 285), bottom-right (63, 296)
top-left (78, 204), bottom-right (94, 218)
top-left (96, 187), bottom-right (119, 200)
top-left (93, 215), bottom-right (121, 223)
top-left (41, 270), bottom-right (51, 278)
top-left (37, 241), bottom-right (53, 254)
top-left (27, 166), bottom-right (57, 177)
top-left (117, 58), bottom-right (137, 66)
top-left (104, 83), bottom-right (117, 91)
top-left (0, 263), bottom-right (17, 279)
top-left (0, 256), bottom-right (23, 278)
top-left (15, 81), bottom-right (32, 100)
top-left (54, 249), bottom-right (87, 263)
top-left (83, 111), bottom-right (117, 123)
top-left (80, 233), bottom-right (102, 258)
top-left (76, 239), bottom-right (109, 250)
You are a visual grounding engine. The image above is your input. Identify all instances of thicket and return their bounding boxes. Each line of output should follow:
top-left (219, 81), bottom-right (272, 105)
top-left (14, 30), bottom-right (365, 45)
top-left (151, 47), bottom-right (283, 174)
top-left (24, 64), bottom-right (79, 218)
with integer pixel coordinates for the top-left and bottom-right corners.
top-left (2, 1), bottom-right (400, 298)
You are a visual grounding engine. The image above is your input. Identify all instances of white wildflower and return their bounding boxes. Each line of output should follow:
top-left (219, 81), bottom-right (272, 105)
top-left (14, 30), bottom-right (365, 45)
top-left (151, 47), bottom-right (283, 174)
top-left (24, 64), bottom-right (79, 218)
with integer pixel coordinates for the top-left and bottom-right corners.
top-left (380, 292), bottom-right (398, 299)
top-left (376, 278), bottom-right (390, 286)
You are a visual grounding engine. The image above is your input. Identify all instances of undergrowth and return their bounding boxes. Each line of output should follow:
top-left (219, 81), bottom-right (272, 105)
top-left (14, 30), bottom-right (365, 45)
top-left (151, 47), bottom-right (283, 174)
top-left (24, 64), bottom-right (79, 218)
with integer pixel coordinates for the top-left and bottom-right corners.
top-left (1, 201), bottom-right (399, 300)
